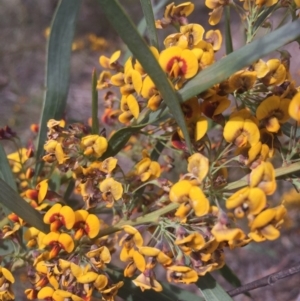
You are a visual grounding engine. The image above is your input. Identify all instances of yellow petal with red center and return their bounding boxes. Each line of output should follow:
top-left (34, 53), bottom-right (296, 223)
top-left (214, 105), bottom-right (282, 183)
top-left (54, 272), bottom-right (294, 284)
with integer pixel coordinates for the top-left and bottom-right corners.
top-left (75, 209), bottom-right (89, 223)
top-left (60, 206), bottom-right (75, 229)
top-left (189, 186), bottom-right (210, 216)
top-left (37, 287), bottom-right (54, 299)
top-left (159, 46), bottom-right (182, 72)
top-left (289, 92), bottom-right (300, 122)
top-left (208, 6), bottom-right (223, 26)
top-left (133, 250), bottom-right (146, 272)
top-left (85, 214), bottom-right (100, 238)
top-left (195, 117), bottom-right (208, 141)
top-left (58, 233), bottom-right (74, 253)
top-left (43, 203), bottom-right (62, 224)
top-left (243, 119), bottom-right (260, 146)
top-left (211, 226), bottom-right (245, 242)
top-left (256, 96), bottom-right (280, 120)
top-left (77, 271), bottom-right (98, 284)
top-left (260, 224), bottom-right (280, 240)
top-left (169, 180), bottom-right (192, 203)
top-left (2, 267), bottom-right (14, 283)
top-left (180, 49), bottom-right (198, 78)
top-left (43, 231), bottom-right (60, 245)
top-left (37, 179), bottom-right (48, 203)
top-left (126, 94), bottom-right (140, 119)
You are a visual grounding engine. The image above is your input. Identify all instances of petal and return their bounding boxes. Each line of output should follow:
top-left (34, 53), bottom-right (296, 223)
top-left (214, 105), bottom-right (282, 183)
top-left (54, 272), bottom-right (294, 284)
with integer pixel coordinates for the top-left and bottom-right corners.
top-left (169, 180), bottom-right (192, 203)
top-left (74, 209), bottom-right (89, 223)
top-left (58, 233), bottom-right (74, 253)
top-left (195, 117), bottom-right (208, 141)
top-left (37, 287), bottom-right (54, 299)
top-left (94, 136), bottom-right (108, 157)
top-left (250, 208), bottom-right (277, 230)
top-left (60, 206), bottom-right (75, 229)
top-left (180, 49), bottom-right (199, 78)
top-left (126, 94), bottom-right (140, 119)
top-left (289, 92), bottom-right (300, 122)
top-left (256, 96), bottom-right (280, 120)
top-left (223, 117), bottom-right (244, 143)
top-left (159, 46), bottom-right (182, 73)
top-left (2, 267), bottom-right (15, 283)
top-left (37, 179), bottom-right (48, 203)
top-left (189, 186), bottom-right (210, 216)
top-left (85, 214), bottom-right (101, 238)
top-left (43, 203), bottom-right (62, 224)
top-left (77, 271), bottom-right (98, 283)
top-left (43, 231), bottom-right (60, 246)
top-left (260, 224), bottom-right (280, 240)
top-left (133, 251), bottom-right (146, 272)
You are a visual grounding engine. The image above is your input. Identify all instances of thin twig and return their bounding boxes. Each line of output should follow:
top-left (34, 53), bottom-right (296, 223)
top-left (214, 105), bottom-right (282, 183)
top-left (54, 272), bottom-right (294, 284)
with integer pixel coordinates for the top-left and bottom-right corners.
top-left (228, 262), bottom-right (300, 297)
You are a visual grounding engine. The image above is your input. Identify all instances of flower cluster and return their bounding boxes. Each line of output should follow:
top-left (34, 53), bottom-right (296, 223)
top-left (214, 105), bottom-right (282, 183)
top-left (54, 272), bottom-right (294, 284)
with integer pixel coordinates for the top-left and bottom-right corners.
top-left (1, 1), bottom-right (300, 301)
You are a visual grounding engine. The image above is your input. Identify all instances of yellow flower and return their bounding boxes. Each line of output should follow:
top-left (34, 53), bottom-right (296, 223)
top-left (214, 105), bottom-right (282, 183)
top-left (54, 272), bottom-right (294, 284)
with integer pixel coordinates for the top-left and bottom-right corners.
top-left (205, 0), bottom-right (230, 25)
top-left (7, 148), bottom-right (28, 173)
top-left (99, 178), bottom-right (123, 207)
top-left (134, 156), bottom-right (161, 182)
top-left (167, 266), bottom-right (198, 284)
top-left (37, 287), bottom-right (84, 301)
top-left (175, 232), bottom-right (206, 254)
top-left (101, 281), bottom-right (124, 301)
top-left (227, 70), bottom-right (257, 93)
top-left (24, 227), bottom-right (46, 249)
top-left (70, 263), bottom-right (98, 284)
top-left (170, 180), bottom-right (210, 219)
top-left (256, 96), bottom-right (290, 132)
top-left (223, 116), bottom-right (260, 147)
top-left (133, 270), bottom-right (162, 292)
top-left (141, 75), bottom-right (162, 111)
top-left (73, 210), bottom-right (101, 239)
top-left (43, 232), bottom-right (74, 259)
top-left (259, 59), bottom-right (287, 86)
top-left (205, 29), bottom-right (222, 51)
top-left (99, 50), bottom-right (121, 69)
top-left (187, 153), bottom-right (209, 182)
top-left (86, 246), bottom-right (111, 269)
top-left (180, 24), bottom-right (205, 47)
top-left (226, 187), bottom-right (267, 218)
top-left (43, 203), bottom-right (75, 232)
top-left (81, 135), bottom-right (108, 157)
top-left (97, 71), bottom-right (112, 89)
top-left (118, 94), bottom-right (140, 123)
top-left (249, 161), bottom-right (276, 195)
top-left (193, 40), bottom-right (215, 68)
top-left (249, 205), bottom-right (287, 242)
top-left (288, 91), bottom-right (300, 122)
top-left (159, 46), bottom-right (198, 80)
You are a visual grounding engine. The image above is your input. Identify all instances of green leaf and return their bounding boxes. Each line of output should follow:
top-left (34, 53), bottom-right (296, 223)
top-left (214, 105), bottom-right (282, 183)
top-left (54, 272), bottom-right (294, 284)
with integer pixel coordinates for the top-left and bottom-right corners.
top-left (150, 140), bottom-right (165, 161)
top-left (224, 6), bottom-right (233, 55)
top-left (219, 264), bottom-right (251, 297)
top-left (0, 144), bottom-right (17, 191)
top-left (91, 69), bottom-right (99, 134)
top-left (196, 273), bottom-right (234, 301)
top-left (35, 0), bottom-right (81, 178)
top-left (140, 0), bottom-right (159, 49)
top-left (179, 19), bottom-right (300, 101)
top-left (0, 179), bottom-right (49, 233)
top-left (107, 266), bottom-right (205, 301)
top-left (97, 0), bottom-right (193, 154)
top-left (100, 125), bottom-right (145, 160)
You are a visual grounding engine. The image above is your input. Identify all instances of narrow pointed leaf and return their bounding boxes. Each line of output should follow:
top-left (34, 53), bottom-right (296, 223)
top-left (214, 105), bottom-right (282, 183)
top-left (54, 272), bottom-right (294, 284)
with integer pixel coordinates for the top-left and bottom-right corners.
top-left (179, 19), bottom-right (300, 101)
top-left (196, 273), bottom-right (234, 301)
top-left (91, 68), bottom-right (99, 134)
top-left (0, 179), bottom-right (49, 233)
top-left (100, 125), bottom-right (145, 160)
top-left (35, 0), bottom-right (81, 177)
top-left (0, 144), bottom-right (17, 191)
top-left (224, 6), bottom-right (233, 54)
top-left (97, 0), bottom-right (193, 154)
top-left (140, 0), bottom-right (159, 49)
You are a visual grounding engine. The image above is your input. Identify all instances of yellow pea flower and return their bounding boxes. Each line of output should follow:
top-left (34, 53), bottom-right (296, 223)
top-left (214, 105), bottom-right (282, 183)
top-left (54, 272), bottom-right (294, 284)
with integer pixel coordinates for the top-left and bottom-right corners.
top-left (99, 177), bottom-right (123, 207)
top-left (81, 134), bottom-right (108, 157)
top-left (288, 91), bottom-right (300, 123)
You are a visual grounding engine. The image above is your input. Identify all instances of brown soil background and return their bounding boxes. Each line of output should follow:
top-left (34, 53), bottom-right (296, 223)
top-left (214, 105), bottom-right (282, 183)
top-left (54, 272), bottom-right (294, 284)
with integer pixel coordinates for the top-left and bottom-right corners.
top-left (1, 1), bottom-right (300, 301)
